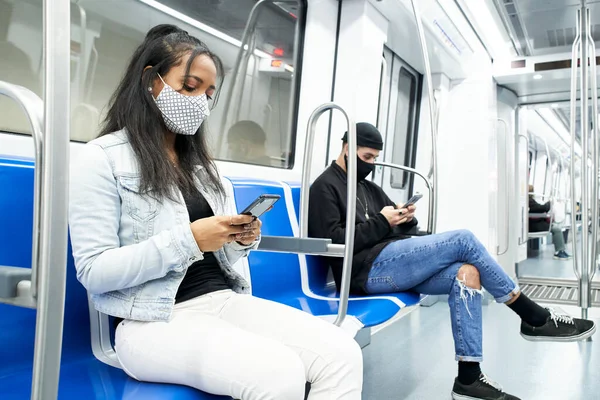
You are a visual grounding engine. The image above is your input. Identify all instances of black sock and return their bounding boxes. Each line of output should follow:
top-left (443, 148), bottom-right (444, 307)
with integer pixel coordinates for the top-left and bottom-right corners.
top-left (458, 362), bottom-right (481, 385)
top-left (507, 293), bottom-right (550, 327)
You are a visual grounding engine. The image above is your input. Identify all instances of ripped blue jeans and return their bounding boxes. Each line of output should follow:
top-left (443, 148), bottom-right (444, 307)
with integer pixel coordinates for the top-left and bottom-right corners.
top-left (364, 229), bottom-right (520, 362)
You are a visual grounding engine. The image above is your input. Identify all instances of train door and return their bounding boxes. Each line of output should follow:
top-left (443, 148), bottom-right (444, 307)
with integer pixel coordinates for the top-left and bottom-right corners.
top-left (372, 47), bottom-right (421, 205)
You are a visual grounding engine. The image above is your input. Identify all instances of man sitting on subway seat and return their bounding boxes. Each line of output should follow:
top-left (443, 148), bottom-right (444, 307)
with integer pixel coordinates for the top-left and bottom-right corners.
top-left (308, 122), bottom-right (596, 400)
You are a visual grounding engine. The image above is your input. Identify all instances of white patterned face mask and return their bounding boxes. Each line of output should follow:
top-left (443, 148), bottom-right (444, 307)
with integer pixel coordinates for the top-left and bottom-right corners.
top-left (153, 74), bottom-right (210, 135)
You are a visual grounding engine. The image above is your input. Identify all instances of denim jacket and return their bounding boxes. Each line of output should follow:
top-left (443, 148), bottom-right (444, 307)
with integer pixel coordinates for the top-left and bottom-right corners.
top-left (68, 130), bottom-right (257, 321)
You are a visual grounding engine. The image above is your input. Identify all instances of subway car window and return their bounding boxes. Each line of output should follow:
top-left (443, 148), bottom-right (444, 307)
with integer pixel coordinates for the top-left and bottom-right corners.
top-left (211, 2), bottom-right (302, 168)
top-left (390, 67), bottom-right (418, 189)
top-left (0, 0), bottom-right (304, 170)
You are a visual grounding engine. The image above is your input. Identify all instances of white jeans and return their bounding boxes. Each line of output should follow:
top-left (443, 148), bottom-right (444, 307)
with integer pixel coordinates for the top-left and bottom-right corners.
top-left (115, 290), bottom-right (363, 400)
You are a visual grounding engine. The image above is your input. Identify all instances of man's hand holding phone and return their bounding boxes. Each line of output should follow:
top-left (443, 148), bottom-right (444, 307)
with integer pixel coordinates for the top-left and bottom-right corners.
top-left (396, 204), bottom-right (416, 224)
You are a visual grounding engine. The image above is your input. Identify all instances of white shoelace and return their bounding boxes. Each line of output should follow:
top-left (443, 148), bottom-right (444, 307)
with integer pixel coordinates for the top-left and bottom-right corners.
top-left (480, 374), bottom-right (503, 391)
top-left (546, 307), bottom-right (575, 327)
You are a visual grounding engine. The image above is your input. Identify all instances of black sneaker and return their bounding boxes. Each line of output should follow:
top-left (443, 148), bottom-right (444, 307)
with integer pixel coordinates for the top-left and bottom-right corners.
top-left (553, 251), bottom-right (572, 260)
top-left (521, 307), bottom-right (596, 342)
top-left (451, 374), bottom-right (520, 399)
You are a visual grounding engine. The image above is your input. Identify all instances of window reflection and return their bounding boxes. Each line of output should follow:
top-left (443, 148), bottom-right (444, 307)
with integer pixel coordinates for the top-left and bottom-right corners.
top-left (0, 0), bottom-right (304, 169)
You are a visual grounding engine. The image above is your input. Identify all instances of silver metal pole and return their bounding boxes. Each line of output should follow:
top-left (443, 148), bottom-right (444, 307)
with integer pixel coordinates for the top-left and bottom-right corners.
top-left (497, 119), bottom-right (510, 256)
top-left (298, 103), bottom-right (356, 327)
top-left (0, 82), bottom-right (43, 301)
top-left (579, 3), bottom-right (590, 318)
top-left (76, 2), bottom-right (87, 102)
top-left (31, 0), bottom-right (70, 398)
top-left (409, 0), bottom-right (438, 234)
top-left (518, 134), bottom-right (530, 245)
top-left (570, 9), bottom-right (582, 281)
top-left (374, 162), bottom-right (433, 233)
top-left (586, 8), bottom-right (599, 284)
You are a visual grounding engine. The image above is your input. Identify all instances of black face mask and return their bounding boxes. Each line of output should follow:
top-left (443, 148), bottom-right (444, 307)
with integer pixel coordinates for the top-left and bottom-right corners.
top-left (345, 155), bottom-right (375, 182)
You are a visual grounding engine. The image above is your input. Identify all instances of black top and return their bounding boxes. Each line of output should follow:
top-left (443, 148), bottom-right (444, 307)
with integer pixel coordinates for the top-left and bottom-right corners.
top-left (175, 190), bottom-right (229, 303)
top-left (308, 162), bottom-right (418, 294)
top-left (528, 197), bottom-right (551, 233)
top-left (114, 190), bottom-right (227, 328)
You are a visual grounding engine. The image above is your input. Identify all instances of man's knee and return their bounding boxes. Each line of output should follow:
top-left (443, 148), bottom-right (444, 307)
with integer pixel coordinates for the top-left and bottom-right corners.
top-left (457, 264), bottom-right (481, 290)
top-left (455, 229), bottom-right (476, 241)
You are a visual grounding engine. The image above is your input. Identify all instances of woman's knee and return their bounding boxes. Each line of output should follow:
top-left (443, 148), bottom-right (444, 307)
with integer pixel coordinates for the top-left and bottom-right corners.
top-left (254, 350), bottom-right (306, 399)
top-left (457, 264), bottom-right (481, 289)
top-left (323, 328), bottom-right (364, 378)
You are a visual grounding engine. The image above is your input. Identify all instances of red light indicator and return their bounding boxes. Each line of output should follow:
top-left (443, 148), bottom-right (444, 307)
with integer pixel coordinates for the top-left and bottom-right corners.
top-left (273, 48), bottom-right (284, 56)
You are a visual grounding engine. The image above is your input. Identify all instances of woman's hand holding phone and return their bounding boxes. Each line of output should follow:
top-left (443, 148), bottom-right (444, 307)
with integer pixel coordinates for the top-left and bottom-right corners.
top-left (236, 218), bottom-right (262, 245)
top-left (190, 215), bottom-right (257, 252)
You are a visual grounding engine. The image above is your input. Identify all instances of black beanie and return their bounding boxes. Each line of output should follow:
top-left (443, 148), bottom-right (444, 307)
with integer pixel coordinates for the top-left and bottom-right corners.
top-left (342, 122), bottom-right (384, 150)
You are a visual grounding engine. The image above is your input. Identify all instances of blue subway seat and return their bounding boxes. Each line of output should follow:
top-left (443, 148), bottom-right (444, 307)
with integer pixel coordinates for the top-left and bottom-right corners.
top-left (229, 178), bottom-right (421, 328)
top-left (0, 156), bottom-right (229, 400)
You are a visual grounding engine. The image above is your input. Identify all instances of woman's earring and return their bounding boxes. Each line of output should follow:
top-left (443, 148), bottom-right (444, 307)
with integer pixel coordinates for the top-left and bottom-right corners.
top-left (148, 87), bottom-right (152, 92)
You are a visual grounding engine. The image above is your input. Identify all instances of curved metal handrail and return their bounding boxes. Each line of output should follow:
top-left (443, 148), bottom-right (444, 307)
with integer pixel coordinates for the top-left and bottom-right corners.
top-left (0, 81), bottom-right (44, 299)
top-left (299, 103), bottom-right (356, 327)
top-left (409, 0), bottom-right (438, 234)
top-left (374, 162), bottom-right (433, 234)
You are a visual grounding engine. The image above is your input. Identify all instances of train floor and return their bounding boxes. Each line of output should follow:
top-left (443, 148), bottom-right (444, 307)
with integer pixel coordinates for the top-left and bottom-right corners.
top-left (362, 298), bottom-right (600, 399)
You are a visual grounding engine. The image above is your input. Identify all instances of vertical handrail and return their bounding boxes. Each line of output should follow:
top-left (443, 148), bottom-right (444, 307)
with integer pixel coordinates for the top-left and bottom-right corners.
top-left (586, 7), bottom-right (598, 284)
top-left (409, 0), bottom-right (438, 234)
top-left (299, 103), bottom-right (356, 327)
top-left (497, 119), bottom-right (510, 256)
top-left (216, 0), bottom-right (298, 156)
top-left (377, 56), bottom-right (388, 130)
top-left (31, 0), bottom-right (70, 398)
top-left (75, 2), bottom-right (87, 102)
top-left (518, 134), bottom-right (530, 245)
top-left (0, 82), bottom-right (44, 300)
top-left (570, 9), bottom-right (582, 281)
top-left (540, 137), bottom-right (556, 233)
top-left (579, 3), bottom-right (590, 317)
top-left (374, 162), bottom-right (433, 233)
top-left (541, 137), bottom-right (553, 202)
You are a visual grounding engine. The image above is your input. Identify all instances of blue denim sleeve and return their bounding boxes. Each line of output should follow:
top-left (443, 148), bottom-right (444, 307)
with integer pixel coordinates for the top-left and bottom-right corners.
top-left (69, 143), bottom-right (202, 295)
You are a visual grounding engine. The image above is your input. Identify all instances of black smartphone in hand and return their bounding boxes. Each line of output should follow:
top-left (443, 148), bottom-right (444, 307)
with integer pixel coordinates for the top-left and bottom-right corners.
top-left (241, 194), bottom-right (281, 218)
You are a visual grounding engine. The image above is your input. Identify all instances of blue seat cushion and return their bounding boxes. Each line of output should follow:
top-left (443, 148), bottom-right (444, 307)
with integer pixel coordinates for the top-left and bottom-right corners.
top-left (0, 356), bottom-right (231, 400)
top-left (0, 155), bottom-right (232, 399)
top-left (229, 178), bottom-right (420, 328)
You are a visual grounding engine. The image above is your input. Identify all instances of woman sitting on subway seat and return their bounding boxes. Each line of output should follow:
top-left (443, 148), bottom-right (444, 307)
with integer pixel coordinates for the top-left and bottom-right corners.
top-left (68, 24), bottom-right (362, 400)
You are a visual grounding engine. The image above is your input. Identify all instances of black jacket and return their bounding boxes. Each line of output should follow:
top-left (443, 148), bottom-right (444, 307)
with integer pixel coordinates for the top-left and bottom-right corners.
top-left (308, 162), bottom-right (418, 294)
top-left (529, 197), bottom-right (551, 232)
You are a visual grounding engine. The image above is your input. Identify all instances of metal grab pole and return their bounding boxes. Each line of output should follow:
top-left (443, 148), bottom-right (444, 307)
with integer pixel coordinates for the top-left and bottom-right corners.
top-left (497, 119), bottom-right (511, 256)
top-left (409, 0), bottom-right (438, 234)
top-left (31, 0), bottom-right (70, 398)
top-left (0, 82), bottom-right (43, 301)
top-left (586, 7), bottom-right (599, 284)
top-left (579, 3), bottom-right (590, 317)
top-left (570, 9), bottom-right (582, 281)
top-left (374, 162), bottom-right (433, 233)
top-left (299, 103), bottom-right (356, 327)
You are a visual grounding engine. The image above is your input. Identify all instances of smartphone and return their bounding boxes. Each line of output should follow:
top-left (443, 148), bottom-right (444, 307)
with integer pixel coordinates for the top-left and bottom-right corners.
top-left (398, 193), bottom-right (423, 215)
top-left (241, 194), bottom-right (281, 218)
top-left (405, 193), bottom-right (423, 206)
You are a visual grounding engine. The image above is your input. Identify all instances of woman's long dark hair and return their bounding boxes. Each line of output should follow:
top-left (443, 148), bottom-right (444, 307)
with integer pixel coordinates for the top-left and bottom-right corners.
top-left (100, 24), bottom-right (225, 201)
